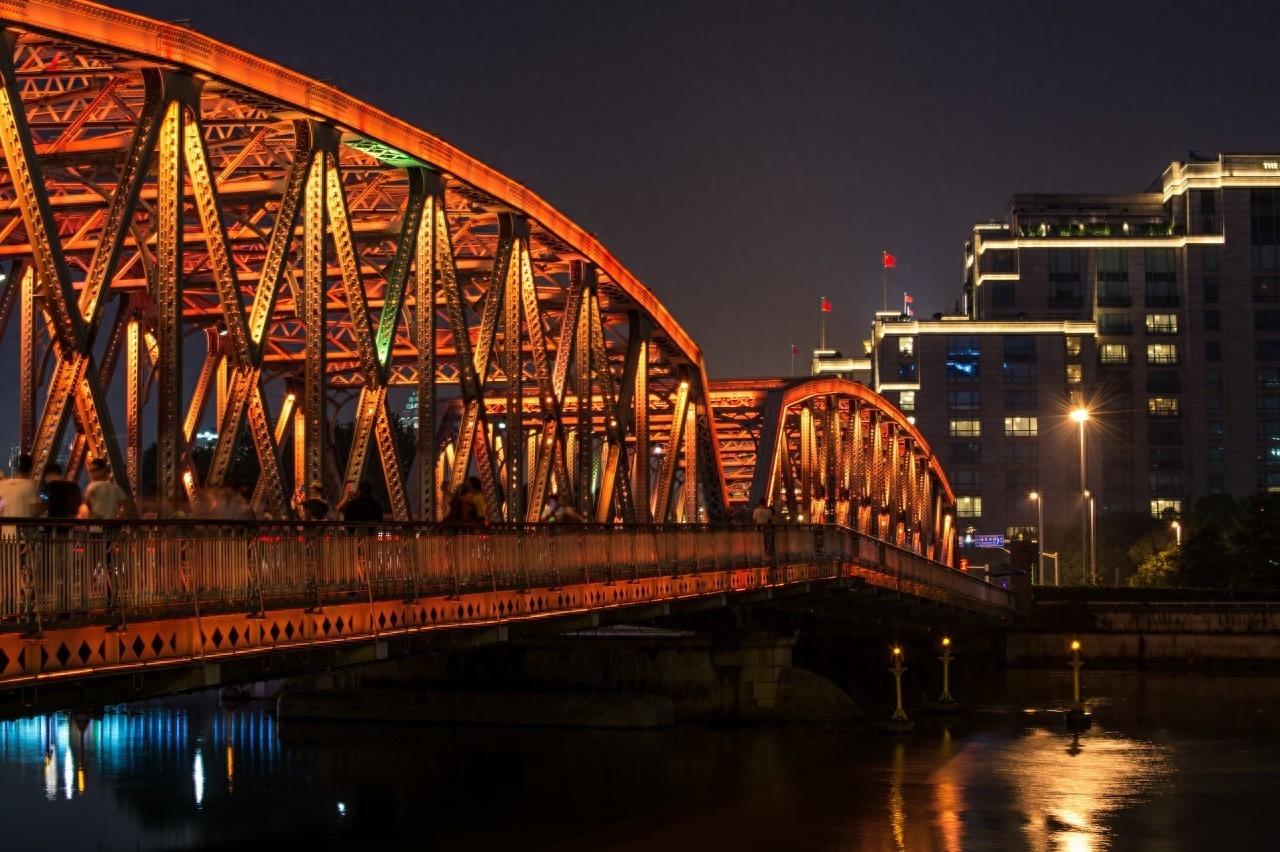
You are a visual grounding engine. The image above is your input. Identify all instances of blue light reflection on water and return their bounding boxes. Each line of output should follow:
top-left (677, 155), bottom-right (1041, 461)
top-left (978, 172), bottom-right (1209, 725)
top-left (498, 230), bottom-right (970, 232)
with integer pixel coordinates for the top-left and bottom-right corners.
top-left (0, 673), bottom-right (1279, 850)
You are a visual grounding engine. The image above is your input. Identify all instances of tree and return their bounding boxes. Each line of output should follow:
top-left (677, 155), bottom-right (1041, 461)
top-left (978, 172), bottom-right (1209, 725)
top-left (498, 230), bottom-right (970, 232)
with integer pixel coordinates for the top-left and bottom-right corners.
top-left (1228, 495), bottom-right (1280, 589)
top-left (1130, 543), bottom-right (1179, 587)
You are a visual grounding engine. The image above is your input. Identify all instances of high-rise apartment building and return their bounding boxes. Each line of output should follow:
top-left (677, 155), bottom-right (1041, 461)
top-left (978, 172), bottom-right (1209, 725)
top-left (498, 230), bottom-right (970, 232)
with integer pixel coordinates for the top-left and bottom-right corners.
top-left (872, 153), bottom-right (1280, 564)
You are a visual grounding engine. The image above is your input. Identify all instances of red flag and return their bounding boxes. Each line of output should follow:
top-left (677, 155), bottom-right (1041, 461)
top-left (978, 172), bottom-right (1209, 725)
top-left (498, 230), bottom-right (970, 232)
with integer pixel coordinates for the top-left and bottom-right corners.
top-left (791, 343), bottom-right (799, 356)
top-left (820, 296), bottom-right (832, 313)
top-left (883, 251), bottom-right (896, 269)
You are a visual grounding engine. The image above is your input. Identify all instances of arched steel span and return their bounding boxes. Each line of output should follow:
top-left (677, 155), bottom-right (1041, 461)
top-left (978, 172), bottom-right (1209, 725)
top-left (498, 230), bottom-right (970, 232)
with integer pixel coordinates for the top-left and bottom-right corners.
top-left (0, 2), bottom-right (957, 568)
top-left (710, 378), bottom-right (956, 566)
top-left (0, 0), bottom-right (728, 523)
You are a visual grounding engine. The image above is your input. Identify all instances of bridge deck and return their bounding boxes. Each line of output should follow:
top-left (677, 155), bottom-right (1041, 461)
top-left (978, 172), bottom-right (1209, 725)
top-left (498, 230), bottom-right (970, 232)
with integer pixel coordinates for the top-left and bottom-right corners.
top-left (0, 523), bottom-right (1010, 698)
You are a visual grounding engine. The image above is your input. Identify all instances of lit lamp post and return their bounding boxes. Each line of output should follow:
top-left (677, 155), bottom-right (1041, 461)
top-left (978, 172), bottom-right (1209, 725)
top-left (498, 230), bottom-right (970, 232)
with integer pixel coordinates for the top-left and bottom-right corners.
top-left (1069, 406), bottom-right (1091, 584)
top-left (1029, 491), bottom-right (1044, 585)
top-left (938, 637), bottom-right (956, 707)
top-left (875, 645), bottom-right (915, 733)
top-left (1066, 638), bottom-right (1091, 730)
top-left (1172, 520), bottom-right (1182, 547)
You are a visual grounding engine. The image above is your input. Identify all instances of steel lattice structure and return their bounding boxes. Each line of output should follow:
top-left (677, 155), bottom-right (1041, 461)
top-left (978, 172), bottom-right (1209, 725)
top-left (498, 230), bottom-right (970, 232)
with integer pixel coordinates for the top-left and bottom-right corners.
top-left (711, 378), bottom-right (956, 566)
top-left (0, 2), bottom-right (956, 563)
top-left (0, 0), bottom-right (732, 524)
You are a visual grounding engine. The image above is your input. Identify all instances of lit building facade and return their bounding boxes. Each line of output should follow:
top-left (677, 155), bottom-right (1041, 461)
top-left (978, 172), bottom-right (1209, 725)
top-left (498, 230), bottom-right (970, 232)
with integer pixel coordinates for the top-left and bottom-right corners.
top-left (872, 317), bottom-right (1097, 549)
top-left (876, 153), bottom-right (1280, 548)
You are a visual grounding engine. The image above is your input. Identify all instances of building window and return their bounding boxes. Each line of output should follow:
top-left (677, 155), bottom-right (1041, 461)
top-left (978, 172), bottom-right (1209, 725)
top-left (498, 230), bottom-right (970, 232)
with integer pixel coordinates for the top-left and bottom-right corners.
top-left (1147, 343), bottom-right (1179, 365)
top-left (1253, 277), bottom-right (1280, 302)
top-left (1145, 314), bottom-right (1178, 334)
top-left (952, 470), bottom-right (981, 491)
top-left (1207, 367), bottom-right (1222, 389)
top-left (1259, 368), bottom-right (1280, 389)
top-left (1006, 525), bottom-right (1037, 542)
top-left (1005, 468), bottom-right (1035, 494)
top-left (898, 391), bottom-right (915, 412)
top-left (1065, 336), bottom-right (1082, 358)
top-left (1204, 277), bottom-right (1219, 303)
top-left (1100, 343), bottom-right (1130, 364)
top-left (1066, 364), bottom-right (1083, 385)
top-left (1256, 341), bottom-right (1280, 361)
top-left (1005, 443), bottom-right (1037, 464)
top-left (1148, 371), bottom-right (1182, 393)
top-left (1049, 249), bottom-right (1081, 279)
top-left (949, 419), bottom-right (981, 437)
top-left (1144, 249), bottom-right (1178, 307)
top-left (1149, 421), bottom-right (1183, 445)
top-left (1004, 390), bottom-right (1036, 410)
top-left (1150, 499), bottom-right (1182, 519)
top-left (1097, 314), bottom-right (1132, 335)
top-left (1003, 416), bottom-right (1038, 437)
top-left (1257, 310), bottom-right (1280, 331)
top-left (1096, 249), bottom-right (1130, 306)
top-left (956, 496), bottom-right (983, 518)
top-left (947, 390), bottom-right (980, 410)
top-left (984, 250), bottom-right (1016, 273)
top-left (1193, 189), bottom-right (1220, 234)
top-left (1205, 341), bottom-right (1221, 361)
top-left (1150, 447), bottom-right (1183, 471)
top-left (898, 363), bottom-right (918, 381)
top-left (1049, 250), bottom-right (1082, 307)
top-left (949, 443), bottom-right (980, 461)
top-left (946, 336), bottom-right (980, 383)
top-left (1003, 336), bottom-right (1037, 361)
top-left (1149, 472), bottom-right (1183, 496)
top-left (1148, 397), bottom-right (1181, 417)
top-left (1251, 189), bottom-right (1280, 271)
top-left (1004, 362), bottom-right (1037, 382)
top-left (992, 282), bottom-right (1016, 308)
top-left (1203, 245), bottom-right (1220, 273)
top-left (1204, 310), bottom-right (1220, 332)
top-left (897, 336), bottom-right (915, 356)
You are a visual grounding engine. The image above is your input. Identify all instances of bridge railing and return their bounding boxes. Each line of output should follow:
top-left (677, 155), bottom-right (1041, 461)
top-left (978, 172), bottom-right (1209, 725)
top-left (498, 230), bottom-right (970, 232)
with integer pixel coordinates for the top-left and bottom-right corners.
top-left (0, 521), bottom-right (1008, 631)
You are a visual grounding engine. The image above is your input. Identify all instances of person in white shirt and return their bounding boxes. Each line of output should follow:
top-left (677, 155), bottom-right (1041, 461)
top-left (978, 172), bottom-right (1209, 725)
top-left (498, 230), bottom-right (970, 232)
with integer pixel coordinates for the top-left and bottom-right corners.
top-left (751, 498), bottom-right (775, 525)
top-left (80, 458), bottom-right (133, 520)
top-left (0, 454), bottom-right (40, 536)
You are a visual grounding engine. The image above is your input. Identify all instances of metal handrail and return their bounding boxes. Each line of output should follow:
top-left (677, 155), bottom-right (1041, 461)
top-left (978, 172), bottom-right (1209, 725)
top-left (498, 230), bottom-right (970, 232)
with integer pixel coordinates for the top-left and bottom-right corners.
top-left (0, 521), bottom-right (1010, 630)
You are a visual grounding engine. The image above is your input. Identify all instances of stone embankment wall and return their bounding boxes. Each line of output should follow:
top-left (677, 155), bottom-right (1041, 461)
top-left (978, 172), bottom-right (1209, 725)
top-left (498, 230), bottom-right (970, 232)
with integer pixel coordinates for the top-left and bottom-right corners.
top-left (1009, 603), bottom-right (1280, 667)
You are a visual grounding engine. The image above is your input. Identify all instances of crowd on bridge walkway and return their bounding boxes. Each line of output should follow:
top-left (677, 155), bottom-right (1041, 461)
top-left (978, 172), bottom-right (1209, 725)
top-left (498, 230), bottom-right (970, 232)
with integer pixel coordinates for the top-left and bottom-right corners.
top-left (0, 453), bottom-right (392, 527)
top-left (0, 453), bottom-right (803, 529)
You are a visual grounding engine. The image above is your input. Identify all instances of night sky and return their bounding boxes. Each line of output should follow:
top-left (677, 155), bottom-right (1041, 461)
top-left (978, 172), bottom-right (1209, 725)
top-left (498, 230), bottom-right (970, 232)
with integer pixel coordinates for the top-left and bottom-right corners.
top-left (30, 1), bottom-right (1280, 377)
top-left (90, 0), bottom-right (1275, 376)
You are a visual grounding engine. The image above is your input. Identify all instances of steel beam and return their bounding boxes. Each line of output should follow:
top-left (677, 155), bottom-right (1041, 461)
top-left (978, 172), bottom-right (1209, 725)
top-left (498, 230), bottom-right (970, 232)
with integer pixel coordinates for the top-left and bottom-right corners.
top-left (416, 185), bottom-right (439, 520)
top-left (154, 98), bottom-right (184, 512)
top-left (652, 376), bottom-right (689, 522)
top-left (300, 151), bottom-right (327, 494)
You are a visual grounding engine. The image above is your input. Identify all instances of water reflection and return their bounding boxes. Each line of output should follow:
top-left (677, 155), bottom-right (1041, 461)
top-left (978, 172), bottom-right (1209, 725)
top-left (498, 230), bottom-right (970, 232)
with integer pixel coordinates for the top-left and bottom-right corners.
top-left (0, 673), bottom-right (1276, 850)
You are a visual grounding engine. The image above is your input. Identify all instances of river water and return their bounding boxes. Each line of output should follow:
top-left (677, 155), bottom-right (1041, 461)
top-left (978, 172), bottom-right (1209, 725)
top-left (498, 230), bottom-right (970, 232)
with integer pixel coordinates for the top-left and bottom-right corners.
top-left (1, 671), bottom-right (1278, 851)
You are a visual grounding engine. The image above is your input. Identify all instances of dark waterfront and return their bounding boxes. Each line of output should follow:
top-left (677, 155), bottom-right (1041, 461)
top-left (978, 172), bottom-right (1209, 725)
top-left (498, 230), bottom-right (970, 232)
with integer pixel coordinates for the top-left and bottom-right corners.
top-left (1, 672), bottom-right (1278, 851)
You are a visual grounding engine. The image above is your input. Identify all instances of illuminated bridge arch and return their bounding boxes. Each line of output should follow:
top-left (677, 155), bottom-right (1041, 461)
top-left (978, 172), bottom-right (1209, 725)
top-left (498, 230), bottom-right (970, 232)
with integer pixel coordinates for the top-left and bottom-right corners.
top-left (0, 1), bottom-right (728, 522)
top-left (711, 378), bottom-right (956, 566)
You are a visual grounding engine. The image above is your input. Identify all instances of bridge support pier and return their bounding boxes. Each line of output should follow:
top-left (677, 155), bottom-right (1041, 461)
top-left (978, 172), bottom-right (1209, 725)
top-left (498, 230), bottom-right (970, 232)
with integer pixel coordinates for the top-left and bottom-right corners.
top-left (280, 633), bottom-right (862, 725)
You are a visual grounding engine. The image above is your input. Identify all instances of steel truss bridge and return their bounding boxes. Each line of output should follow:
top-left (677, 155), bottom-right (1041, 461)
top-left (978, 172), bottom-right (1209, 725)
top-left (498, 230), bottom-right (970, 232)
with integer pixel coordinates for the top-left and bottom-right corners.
top-left (0, 2), bottom-right (995, 708)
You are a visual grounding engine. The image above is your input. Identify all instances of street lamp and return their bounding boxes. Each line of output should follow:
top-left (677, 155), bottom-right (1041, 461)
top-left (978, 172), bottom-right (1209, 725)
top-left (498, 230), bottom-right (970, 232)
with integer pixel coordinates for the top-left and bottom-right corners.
top-left (1070, 406), bottom-right (1091, 584)
top-left (1172, 520), bottom-right (1182, 547)
top-left (1029, 490), bottom-right (1045, 585)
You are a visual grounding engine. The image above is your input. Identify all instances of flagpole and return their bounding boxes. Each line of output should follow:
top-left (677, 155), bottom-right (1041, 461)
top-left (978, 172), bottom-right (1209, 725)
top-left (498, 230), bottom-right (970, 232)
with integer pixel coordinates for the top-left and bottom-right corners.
top-left (882, 252), bottom-right (887, 312)
top-left (820, 297), bottom-right (827, 351)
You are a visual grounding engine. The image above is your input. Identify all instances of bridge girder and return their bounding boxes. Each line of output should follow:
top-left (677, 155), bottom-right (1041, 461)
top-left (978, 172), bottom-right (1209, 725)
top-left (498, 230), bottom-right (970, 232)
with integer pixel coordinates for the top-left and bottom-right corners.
top-left (710, 377), bottom-right (957, 567)
top-left (0, 6), bottom-right (723, 522)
